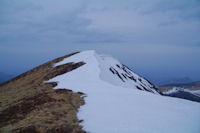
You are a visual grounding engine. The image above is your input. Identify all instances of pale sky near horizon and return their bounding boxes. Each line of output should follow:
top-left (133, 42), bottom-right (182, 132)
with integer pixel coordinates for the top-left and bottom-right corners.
top-left (0, 0), bottom-right (200, 85)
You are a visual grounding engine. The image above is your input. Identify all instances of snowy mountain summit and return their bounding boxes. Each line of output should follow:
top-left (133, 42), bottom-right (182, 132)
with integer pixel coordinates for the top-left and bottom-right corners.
top-left (51, 50), bottom-right (158, 94)
top-left (48, 50), bottom-right (200, 133)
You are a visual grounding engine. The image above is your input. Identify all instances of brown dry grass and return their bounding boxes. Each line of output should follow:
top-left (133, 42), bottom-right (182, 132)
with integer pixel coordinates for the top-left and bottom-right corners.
top-left (158, 86), bottom-right (173, 92)
top-left (0, 52), bottom-right (86, 133)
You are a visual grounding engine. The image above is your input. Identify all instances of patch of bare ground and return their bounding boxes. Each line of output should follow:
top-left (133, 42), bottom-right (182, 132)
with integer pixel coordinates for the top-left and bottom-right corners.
top-left (0, 52), bottom-right (87, 133)
top-left (158, 86), bottom-right (173, 93)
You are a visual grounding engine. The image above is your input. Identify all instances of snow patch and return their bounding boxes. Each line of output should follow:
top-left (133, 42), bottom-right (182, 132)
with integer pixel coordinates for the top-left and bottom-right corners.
top-left (47, 50), bottom-right (200, 133)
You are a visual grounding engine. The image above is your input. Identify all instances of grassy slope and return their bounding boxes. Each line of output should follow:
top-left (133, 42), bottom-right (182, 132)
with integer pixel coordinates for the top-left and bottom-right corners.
top-left (0, 52), bottom-right (86, 133)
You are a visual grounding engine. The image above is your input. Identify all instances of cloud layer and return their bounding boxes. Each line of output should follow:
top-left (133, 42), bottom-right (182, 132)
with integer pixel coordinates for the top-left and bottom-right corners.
top-left (0, 0), bottom-right (200, 84)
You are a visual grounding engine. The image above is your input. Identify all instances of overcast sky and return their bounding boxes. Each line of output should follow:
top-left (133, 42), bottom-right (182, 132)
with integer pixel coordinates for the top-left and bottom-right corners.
top-left (0, 0), bottom-right (200, 85)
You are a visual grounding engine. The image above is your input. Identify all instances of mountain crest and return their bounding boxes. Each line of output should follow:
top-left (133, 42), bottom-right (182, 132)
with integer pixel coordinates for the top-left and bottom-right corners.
top-left (49, 50), bottom-right (159, 94)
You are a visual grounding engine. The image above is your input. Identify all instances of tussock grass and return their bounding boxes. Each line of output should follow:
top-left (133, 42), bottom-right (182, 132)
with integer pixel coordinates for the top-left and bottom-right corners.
top-left (0, 52), bottom-right (86, 133)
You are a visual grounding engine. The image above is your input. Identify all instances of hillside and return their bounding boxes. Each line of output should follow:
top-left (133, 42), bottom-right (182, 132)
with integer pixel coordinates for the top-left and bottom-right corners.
top-left (0, 52), bottom-right (86, 133)
top-left (159, 81), bottom-right (200, 102)
top-left (160, 81), bottom-right (200, 91)
top-left (1, 50), bottom-right (200, 133)
top-left (46, 50), bottom-right (200, 133)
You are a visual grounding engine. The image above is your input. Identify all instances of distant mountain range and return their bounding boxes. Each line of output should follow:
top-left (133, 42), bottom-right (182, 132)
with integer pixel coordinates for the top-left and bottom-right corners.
top-left (159, 81), bottom-right (200, 102)
top-left (160, 81), bottom-right (200, 90)
top-left (160, 77), bottom-right (193, 86)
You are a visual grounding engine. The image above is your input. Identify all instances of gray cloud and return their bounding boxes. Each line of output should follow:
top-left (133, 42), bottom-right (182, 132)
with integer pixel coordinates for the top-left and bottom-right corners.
top-left (85, 0), bottom-right (200, 46)
top-left (0, 0), bottom-right (200, 84)
top-left (0, 0), bottom-right (122, 48)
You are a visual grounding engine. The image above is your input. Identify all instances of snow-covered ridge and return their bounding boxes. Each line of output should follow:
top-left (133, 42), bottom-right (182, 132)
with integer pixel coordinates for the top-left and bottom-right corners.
top-left (53, 50), bottom-right (159, 94)
top-left (48, 50), bottom-right (200, 133)
top-left (97, 53), bottom-right (159, 93)
top-left (96, 53), bottom-right (159, 94)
